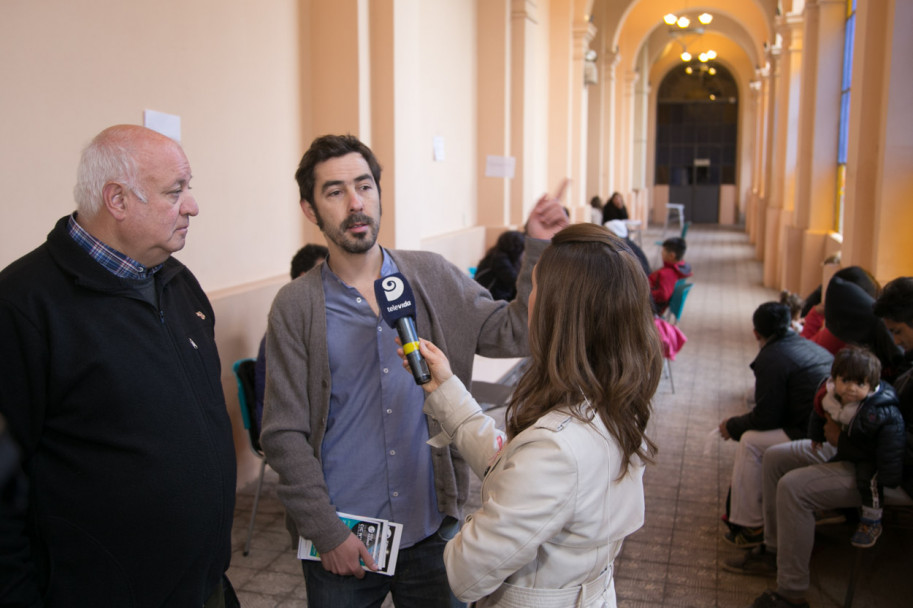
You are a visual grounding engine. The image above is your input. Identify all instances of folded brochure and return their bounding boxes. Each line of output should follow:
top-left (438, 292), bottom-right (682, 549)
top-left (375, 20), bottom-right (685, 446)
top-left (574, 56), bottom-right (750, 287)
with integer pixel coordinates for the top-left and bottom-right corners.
top-left (298, 512), bottom-right (403, 576)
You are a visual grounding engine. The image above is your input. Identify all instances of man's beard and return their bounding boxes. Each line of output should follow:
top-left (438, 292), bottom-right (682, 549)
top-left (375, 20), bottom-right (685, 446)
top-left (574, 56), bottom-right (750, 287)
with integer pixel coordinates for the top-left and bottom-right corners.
top-left (317, 211), bottom-right (380, 254)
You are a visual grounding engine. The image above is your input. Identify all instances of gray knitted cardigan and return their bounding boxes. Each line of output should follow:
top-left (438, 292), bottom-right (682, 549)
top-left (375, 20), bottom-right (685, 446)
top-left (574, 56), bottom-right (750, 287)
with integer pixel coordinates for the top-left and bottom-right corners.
top-left (261, 238), bottom-right (545, 553)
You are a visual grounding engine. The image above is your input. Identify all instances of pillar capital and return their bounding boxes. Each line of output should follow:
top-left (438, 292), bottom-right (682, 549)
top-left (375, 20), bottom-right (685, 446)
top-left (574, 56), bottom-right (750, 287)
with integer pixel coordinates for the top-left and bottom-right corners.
top-left (511, 0), bottom-right (537, 23)
top-left (778, 11), bottom-right (804, 53)
top-left (572, 21), bottom-right (597, 61)
top-left (601, 48), bottom-right (622, 83)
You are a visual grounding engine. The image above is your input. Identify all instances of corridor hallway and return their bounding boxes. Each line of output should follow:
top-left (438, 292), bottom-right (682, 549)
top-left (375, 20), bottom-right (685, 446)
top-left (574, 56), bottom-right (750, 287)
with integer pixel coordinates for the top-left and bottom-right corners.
top-left (227, 225), bottom-right (912, 607)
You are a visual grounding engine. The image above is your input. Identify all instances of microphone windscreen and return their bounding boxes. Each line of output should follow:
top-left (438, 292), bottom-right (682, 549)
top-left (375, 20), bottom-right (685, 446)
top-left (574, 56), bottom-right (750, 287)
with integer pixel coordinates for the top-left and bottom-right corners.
top-left (374, 273), bottom-right (418, 328)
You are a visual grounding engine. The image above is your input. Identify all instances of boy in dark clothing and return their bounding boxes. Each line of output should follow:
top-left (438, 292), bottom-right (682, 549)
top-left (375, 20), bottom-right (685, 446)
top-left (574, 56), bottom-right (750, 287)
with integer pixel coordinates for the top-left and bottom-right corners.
top-left (649, 236), bottom-right (693, 313)
top-left (809, 346), bottom-right (905, 548)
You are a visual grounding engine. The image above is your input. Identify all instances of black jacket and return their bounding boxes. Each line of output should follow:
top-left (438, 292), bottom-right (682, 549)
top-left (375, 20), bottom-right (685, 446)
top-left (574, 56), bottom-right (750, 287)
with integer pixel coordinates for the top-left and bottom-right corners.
top-left (474, 251), bottom-right (521, 301)
top-left (726, 331), bottom-right (833, 441)
top-left (602, 202), bottom-right (629, 224)
top-left (891, 368), bottom-right (913, 498)
top-left (0, 216), bottom-right (235, 607)
top-left (809, 381), bottom-right (905, 487)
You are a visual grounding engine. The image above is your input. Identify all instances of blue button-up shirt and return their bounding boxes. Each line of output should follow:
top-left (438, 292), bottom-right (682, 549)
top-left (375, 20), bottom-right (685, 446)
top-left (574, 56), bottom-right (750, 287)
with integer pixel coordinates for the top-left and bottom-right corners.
top-left (67, 213), bottom-right (161, 279)
top-left (319, 250), bottom-right (442, 548)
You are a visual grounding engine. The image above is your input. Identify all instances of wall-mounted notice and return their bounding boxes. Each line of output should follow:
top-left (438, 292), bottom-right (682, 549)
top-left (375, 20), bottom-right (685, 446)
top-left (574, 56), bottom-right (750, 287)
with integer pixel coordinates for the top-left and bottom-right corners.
top-left (144, 110), bottom-right (181, 142)
top-left (485, 155), bottom-right (515, 179)
top-left (433, 136), bottom-right (445, 162)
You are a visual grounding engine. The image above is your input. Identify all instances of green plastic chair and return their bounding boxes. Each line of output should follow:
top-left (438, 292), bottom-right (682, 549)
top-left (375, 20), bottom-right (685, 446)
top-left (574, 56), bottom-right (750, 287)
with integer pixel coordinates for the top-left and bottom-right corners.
top-left (232, 358), bottom-right (267, 556)
top-left (664, 279), bottom-right (694, 325)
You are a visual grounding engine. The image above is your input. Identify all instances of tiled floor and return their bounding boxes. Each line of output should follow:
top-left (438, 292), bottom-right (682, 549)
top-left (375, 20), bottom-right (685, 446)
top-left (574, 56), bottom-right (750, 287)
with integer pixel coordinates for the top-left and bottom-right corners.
top-left (227, 225), bottom-right (912, 607)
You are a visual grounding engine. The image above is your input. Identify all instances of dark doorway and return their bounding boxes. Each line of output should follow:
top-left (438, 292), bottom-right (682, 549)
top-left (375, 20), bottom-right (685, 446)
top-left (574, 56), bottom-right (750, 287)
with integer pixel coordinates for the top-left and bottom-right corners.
top-left (655, 62), bottom-right (738, 223)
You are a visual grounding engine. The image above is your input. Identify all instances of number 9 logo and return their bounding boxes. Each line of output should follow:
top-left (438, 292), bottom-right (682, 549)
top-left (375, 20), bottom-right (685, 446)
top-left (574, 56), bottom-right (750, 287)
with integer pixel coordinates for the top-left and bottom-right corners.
top-left (380, 276), bottom-right (404, 301)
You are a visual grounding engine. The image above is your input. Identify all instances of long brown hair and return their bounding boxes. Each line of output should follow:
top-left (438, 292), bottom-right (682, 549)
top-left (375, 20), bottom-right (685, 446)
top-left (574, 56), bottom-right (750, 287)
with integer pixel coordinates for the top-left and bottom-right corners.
top-left (505, 223), bottom-right (661, 477)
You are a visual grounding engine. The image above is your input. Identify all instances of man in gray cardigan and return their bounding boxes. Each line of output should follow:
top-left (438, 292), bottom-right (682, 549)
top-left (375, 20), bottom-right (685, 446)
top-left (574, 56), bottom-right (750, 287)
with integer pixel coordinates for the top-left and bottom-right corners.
top-left (261, 134), bottom-right (568, 608)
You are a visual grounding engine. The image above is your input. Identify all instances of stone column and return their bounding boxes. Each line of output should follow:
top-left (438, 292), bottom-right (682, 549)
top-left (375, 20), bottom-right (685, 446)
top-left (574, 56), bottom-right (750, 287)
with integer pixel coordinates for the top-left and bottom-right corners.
top-left (763, 41), bottom-right (783, 286)
top-left (476, 0), bottom-right (512, 227)
top-left (778, 11), bottom-right (807, 292)
top-left (632, 50), bottom-right (651, 220)
top-left (841, 0), bottom-right (913, 281)
top-left (620, 68), bottom-right (638, 218)
top-left (569, 20), bottom-right (597, 219)
top-left (602, 50), bottom-right (621, 198)
top-left (792, 0), bottom-right (846, 295)
top-left (744, 79), bottom-right (763, 242)
top-left (509, 0), bottom-right (538, 225)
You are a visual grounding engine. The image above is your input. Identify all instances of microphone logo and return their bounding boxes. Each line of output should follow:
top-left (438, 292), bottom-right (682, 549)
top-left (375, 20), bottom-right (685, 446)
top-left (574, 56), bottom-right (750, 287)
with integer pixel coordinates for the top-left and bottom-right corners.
top-left (379, 276), bottom-right (405, 302)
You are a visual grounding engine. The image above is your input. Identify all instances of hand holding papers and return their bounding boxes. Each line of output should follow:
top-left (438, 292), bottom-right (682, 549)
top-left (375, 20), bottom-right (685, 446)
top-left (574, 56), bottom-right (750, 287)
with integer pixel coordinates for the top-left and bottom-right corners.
top-left (298, 513), bottom-right (403, 576)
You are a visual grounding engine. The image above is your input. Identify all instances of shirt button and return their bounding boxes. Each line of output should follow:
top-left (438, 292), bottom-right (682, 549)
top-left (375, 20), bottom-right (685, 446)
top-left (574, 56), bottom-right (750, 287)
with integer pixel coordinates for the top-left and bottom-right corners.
top-left (386, 409), bottom-right (393, 414)
top-left (393, 491), bottom-right (399, 497)
top-left (389, 450), bottom-right (396, 456)
top-left (356, 297), bottom-right (363, 303)
top-left (383, 368), bottom-right (389, 374)
top-left (377, 326), bottom-right (383, 332)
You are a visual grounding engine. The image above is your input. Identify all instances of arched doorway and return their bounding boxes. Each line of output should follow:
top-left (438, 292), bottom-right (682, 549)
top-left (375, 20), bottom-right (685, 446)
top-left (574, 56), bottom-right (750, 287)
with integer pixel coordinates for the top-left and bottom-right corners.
top-left (654, 61), bottom-right (738, 224)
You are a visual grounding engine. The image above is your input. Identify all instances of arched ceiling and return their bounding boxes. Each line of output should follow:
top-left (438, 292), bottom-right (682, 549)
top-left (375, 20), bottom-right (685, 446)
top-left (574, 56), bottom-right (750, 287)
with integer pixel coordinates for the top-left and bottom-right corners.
top-left (649, 32), bottom-right (756, 101)
top-left (642, 12), bottom-right (762, 71)
top-left (588, 0), bottom-right (776, 91)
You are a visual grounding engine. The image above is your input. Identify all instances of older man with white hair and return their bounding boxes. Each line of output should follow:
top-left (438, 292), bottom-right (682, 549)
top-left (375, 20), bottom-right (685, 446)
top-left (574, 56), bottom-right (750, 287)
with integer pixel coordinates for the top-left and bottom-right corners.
top-left (0, 125), bottom-right (237, 607)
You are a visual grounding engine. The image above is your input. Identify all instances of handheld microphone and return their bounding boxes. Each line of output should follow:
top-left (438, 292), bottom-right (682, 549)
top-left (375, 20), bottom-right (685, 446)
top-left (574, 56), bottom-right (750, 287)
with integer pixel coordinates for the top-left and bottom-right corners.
top-left (374, 273), bottom-right (432, 385)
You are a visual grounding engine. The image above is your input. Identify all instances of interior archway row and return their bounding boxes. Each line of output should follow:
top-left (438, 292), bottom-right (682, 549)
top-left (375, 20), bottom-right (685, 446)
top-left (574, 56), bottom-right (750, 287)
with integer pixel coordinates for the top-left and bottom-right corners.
top-left (302, 0), bottom-right (911, 291)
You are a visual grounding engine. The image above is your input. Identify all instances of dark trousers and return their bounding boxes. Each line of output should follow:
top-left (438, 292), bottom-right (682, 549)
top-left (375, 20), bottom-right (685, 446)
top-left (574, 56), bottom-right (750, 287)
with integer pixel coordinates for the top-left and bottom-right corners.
top-left (855, 459), bottom-right (883, 509)
top-left (203, 575), bottom-right (240, 608)
top-left (301, 517), bottom-right (465, 608)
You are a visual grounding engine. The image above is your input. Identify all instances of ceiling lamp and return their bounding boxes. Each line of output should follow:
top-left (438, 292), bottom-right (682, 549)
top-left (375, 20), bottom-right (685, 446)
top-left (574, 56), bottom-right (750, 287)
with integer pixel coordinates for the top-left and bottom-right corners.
top-left (683, 62), bottom-right (720, 78)
top-left (666, 11), bottom-right (715, 63)
top-left (664, 11), bottom-right (711, 29)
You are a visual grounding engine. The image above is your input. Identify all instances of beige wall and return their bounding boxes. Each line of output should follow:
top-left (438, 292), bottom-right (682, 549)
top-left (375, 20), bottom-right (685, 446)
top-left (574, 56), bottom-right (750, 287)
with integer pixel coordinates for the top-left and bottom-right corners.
top-left (0, 0), bottom-right (309, 487)
top-left (5, 0), bottom-right (912, 490)
top-left (395, 0), bottom-right (479, 249)
top-left (0, 0), bottom-right (306, 290)
top-left (0, 0), bottom-right (508, 489)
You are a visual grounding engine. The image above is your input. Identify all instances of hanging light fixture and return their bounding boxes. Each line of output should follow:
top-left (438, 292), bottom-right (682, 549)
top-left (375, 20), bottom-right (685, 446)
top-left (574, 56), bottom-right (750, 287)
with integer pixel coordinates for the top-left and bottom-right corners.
top-left (664, 10), bottom-right (717, 63)
top-left (663, 11), bottom-right (712, 29)
top-left (683, 62), bottom-right (720, 78)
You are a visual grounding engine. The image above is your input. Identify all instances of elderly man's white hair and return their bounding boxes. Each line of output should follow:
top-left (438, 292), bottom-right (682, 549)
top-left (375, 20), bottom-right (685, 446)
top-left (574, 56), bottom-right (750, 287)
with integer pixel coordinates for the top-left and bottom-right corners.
top-left (72, 125), bottom-right (158, 218)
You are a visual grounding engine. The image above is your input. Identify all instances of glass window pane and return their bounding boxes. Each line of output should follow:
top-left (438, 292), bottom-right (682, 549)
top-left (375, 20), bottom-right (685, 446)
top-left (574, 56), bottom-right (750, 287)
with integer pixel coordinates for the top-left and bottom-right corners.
top-left (838, 92), bottom-right (851, 164)
top-left (842, 14), bottom-right (855, 91)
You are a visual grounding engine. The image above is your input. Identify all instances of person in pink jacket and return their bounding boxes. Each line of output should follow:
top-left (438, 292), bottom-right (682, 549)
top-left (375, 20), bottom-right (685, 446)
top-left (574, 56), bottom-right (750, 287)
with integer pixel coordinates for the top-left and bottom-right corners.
top-left (648, 237), bottom-right (693, 313)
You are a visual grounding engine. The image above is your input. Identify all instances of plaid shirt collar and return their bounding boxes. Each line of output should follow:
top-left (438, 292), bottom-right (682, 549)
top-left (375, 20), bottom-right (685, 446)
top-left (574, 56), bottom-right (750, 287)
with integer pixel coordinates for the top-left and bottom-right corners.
top-left (67, 213), bottom-right (162, 280)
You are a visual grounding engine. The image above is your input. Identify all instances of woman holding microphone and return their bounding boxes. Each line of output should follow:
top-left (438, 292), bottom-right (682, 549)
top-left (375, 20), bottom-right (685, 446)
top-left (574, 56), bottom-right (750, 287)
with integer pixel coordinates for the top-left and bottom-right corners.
top-left (400, 223), bottom-right (662, 607)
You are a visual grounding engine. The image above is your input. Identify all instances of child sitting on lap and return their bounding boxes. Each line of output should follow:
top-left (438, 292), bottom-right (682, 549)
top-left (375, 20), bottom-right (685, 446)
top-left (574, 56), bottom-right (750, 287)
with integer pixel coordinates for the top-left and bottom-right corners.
top-left (809, 346), bottom-right (905, 548)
